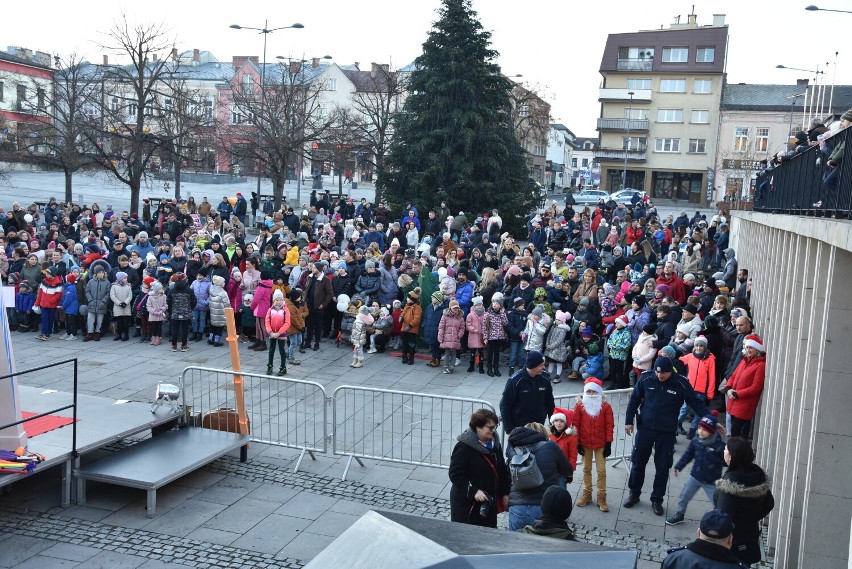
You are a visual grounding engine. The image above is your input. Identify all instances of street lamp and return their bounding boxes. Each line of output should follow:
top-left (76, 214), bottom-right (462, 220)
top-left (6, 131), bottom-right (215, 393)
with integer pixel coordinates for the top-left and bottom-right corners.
top-left (622, 91), bottom-right (634, 192)
top-left (230, 21), bottom-right (304, 202)
top-left (805, 4), bottom-right (852, 13)
top-left (275, 55), bottom-right (332, 205)
top-left (776, 64), bottom-right (826, 126)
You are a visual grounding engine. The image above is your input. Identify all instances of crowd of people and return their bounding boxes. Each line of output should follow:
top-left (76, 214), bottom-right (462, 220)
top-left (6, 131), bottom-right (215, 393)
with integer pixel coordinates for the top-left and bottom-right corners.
top-left (2, 189), bottom-right (772, 565)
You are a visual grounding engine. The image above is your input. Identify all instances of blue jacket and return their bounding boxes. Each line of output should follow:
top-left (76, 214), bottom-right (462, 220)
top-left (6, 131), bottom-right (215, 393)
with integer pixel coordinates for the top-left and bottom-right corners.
top-left (60, 284), bottom-right (80, 316)
top-left (422, 301), bottom-right (446, 344)
top-left (363, 230), bottom-right (385, 251)
top-left (674, 431), bottom-right (725, 484)
top-left (499, 368), bottom-right (555, 435)
top-left (625, 370), bottom-right (710, 433)
top-left (455, 281), bottom-right (474, 315)
top-left (15, 291), bottom-right (36, 313)
top-left (583, 352), bottom-right (604, 377)
top-left (190, 277), bottom-right (211, 310)
top-left (506, 307), bottom-right (528, 342)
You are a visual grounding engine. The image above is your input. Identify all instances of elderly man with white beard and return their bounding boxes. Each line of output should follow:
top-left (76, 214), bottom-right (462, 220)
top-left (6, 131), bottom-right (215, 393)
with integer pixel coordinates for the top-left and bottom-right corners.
top-left (572, 377), bottom-right (614, 512)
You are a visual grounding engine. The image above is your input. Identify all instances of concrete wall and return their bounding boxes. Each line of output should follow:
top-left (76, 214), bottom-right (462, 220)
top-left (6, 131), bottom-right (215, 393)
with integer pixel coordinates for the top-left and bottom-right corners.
top-left (731, 211), bottom-right (852, 569)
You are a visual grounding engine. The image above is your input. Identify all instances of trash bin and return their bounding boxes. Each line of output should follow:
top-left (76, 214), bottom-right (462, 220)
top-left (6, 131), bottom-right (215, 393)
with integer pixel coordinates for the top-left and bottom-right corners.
top-left (351, 182), bottom-right (358, 190)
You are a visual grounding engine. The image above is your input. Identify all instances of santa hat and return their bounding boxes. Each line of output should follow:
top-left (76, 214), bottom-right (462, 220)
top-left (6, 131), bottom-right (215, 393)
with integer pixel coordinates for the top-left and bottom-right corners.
top-left (143, 276), bottom-right (156, 287)
top-left (584, 377), bottom-right (603, 393)
top-left (550, 406), bottom-right (574, 427)
top-left (615, 315), bottom-right (629, 328)
top-left (744, 334), bottom-right (765, 353)
top-left (65, 273), bottom-right (78, 285)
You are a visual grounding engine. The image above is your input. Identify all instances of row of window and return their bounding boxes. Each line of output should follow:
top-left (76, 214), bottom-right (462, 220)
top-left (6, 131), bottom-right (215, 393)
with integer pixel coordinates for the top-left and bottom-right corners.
top-left (625, 77), bottom-right (712, 94)
top-left (618, 46), bottom-right (715, 64)
top-left (617, 136), bottom-right (706, 154)
top-left (0, 81), bottom-right (46, 111)
top-left (733, 126), bottom-right (770, 153)
top-left (650, 108), bottom-right (710, 124)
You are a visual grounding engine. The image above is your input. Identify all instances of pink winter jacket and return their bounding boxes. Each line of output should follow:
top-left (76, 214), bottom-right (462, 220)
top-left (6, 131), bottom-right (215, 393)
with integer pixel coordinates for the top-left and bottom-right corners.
top-left (438, 309), bottom-right (466, 349)
top-left (466, 310), bottom-right (486, 349)
top-left (251, 280), bottom-right (273, 318)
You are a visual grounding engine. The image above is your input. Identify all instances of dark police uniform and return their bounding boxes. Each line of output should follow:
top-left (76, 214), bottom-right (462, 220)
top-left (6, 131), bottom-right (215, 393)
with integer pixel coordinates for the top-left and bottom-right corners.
top-left (624, 368), bottom-right (710, 504)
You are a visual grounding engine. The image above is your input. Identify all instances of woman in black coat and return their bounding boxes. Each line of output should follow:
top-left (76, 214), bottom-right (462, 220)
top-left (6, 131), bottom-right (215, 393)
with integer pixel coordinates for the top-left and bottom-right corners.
top-left (448, 409), bottom-right (510, 528)
top-left (715, 437), bottom-right (775, 566)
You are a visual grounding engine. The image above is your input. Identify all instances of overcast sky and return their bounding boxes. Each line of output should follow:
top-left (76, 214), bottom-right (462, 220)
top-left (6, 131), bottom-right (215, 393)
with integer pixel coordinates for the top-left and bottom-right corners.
top-left (4, 0), bottom-right (848, 135)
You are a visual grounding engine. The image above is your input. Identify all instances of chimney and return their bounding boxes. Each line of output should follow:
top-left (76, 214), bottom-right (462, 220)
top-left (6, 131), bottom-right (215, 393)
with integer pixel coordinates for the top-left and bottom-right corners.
top-left (354, 61), bottom-right (360, 70)
top-left (311, 57), bottom-right (319, 69)
top-left (103, 54), bottom-right (109, 66)
top-left (713, 14), bottom-right (726, 26)
top-left (687, 13), bottom-right (697, 27)
top-left (797, 79), bottom-right (810, 86)
top-left (193, 49), bottom-right (200, 62)
top-left (290, 62), bottom-right (302, 74)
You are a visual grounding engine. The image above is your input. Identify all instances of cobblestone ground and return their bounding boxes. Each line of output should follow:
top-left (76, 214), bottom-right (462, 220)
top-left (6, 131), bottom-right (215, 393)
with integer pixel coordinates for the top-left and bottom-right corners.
top-left (0, 447), bottom-right (773, 568)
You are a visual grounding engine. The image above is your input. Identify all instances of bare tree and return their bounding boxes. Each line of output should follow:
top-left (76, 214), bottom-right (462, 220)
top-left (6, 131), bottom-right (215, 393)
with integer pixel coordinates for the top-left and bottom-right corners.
top-left (18, 54), bottom-right (101, 203)
top-left (153, 65), bottom-right (217, 199)
top-left (82, 17), bottom-right (175, 214)
top-left (346, 64), bottom-right (407, 204)
top-left (221, 59), bottom-right (335, 209)
top-left (322, 106), bottom-right (366, 195)
top-left (509, 83), bottom-right (552, 159)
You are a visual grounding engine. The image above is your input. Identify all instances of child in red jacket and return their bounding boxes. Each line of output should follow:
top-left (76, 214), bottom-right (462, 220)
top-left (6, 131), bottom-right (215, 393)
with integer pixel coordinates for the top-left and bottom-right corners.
top-left (573, 377), bottom-right (614, 512)
top-left (549, 406), bottom-right (578, 482)
top-left (677, 335), bottom-right (716, 438)
top-left (34, 267), bottom-right (64, 340)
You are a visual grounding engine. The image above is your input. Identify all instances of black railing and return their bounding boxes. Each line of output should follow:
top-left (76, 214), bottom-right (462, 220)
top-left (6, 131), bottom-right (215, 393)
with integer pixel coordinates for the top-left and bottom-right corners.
top-left (0, 358), bottom-right (79, 458)
top-left (754, 126), bottom-right (852, 217)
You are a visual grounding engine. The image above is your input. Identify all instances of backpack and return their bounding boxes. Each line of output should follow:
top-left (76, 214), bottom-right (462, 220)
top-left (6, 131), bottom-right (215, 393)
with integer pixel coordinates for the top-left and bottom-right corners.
top-left (509, 441), bottom-right (546, 491)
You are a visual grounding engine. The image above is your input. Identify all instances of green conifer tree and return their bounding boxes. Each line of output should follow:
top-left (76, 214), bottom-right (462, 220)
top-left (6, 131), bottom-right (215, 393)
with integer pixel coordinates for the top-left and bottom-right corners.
top-left (383, 0), bottom-right (536, 234)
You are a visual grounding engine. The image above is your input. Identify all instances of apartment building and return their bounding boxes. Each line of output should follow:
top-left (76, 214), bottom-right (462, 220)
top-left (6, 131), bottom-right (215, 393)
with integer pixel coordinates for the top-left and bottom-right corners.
top-left (595, 13), bottom-right (727, 205)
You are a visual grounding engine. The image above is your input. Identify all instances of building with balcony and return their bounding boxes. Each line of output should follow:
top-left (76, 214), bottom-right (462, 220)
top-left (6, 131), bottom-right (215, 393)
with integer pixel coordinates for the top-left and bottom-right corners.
top-left (595, 13), bottom-right (727, 204)
top-left (0, 47), bottom-right (54, 153)
top-left (546, 123), bottom-right (575, 190)
top-left (715, 81), bottom-right (852, 203)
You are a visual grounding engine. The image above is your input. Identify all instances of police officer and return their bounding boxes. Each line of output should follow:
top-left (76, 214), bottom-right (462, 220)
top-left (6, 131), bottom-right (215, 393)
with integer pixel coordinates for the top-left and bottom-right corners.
top-left (662, 509), bottom-right (748, 568)
top-left (499, 351), bottom-right (555, 436)
top-left (623, 356), bottom-right (710, 515)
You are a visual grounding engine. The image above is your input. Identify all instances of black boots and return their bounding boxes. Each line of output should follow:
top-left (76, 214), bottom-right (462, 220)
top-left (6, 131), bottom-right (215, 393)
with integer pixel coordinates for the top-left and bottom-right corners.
top-left (467, 358), bottom-right (476, 373)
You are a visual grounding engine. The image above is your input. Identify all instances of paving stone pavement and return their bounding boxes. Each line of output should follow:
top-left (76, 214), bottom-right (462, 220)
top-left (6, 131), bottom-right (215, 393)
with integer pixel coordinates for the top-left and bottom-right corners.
top-left (0, 329), bottom-right (773, 568)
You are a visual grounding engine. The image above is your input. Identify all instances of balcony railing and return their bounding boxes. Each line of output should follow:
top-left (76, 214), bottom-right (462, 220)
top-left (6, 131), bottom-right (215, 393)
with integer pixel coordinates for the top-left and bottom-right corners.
top-left (593, 147), bottom-right (647, 162)
top-left (598, 88), bottom-right (653, 103)
top-left (616, 58), bottom-right (653, 71)
top-left (753, 126), bottom-right (852, 217)
top-left (597, 118), bottom-right (649, 132)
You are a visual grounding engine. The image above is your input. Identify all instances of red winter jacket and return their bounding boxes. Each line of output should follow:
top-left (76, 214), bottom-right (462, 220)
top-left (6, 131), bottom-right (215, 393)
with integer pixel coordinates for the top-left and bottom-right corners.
top-left (656, 274), bottom-right (686, 305)
top-left (550, 430), bottom-right (579, 470)
top-left (264, 304), bottom-right (291, 336)
top-left (35, 275), bottom-right (63, 309)
top-left (573, 399), bottom-right (614, 449)
top-left (727, 354), bottom-right (766, 420)
top-left (682, 352), bottom-right (716, 399)
top-left (626, 226), bottom-right (643, 246)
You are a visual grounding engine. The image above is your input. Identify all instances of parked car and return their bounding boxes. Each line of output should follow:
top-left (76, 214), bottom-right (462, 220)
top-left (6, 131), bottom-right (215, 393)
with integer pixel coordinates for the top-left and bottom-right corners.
top-left (571, 189), bottom-right (610, 205)
top-left (610, 188), bottom-right (647, 204)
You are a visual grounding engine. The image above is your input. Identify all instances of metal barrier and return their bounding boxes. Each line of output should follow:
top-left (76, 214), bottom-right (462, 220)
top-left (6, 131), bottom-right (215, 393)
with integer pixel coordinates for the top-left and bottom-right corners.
top-left (332, 385), bottom-right (497, 480)
top-left (554, 387), bottom-right (634, 467)
top-left (180, 367), bottom-right (329, 472)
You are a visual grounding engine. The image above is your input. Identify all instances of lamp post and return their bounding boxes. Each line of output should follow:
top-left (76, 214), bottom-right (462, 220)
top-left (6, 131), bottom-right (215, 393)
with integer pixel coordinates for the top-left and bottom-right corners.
top-left (276, 55), bottom-right (332, 206)
top-left (805, 4), bottom-right (852, 13)
top-left (622, 91), bottom-right (634, 191)
top-left (230, 21), bottom-right (303, 203)
top-left (776, 64), bottom-right (825, 125)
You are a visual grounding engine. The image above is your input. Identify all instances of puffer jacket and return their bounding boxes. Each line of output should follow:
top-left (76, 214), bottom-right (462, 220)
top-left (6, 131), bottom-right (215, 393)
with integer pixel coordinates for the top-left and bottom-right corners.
top-left (208, 284), bottom-right (229, 328)
top-left (438, 309), bottom-right (466, 349)
top-left (715, 464), bottom-right (775, 564)
top-left (286, 299), bottom-right (306, 332)
top-left (573, 398), bottom-right (614, 449)
top-left (506, 427), bottom-right (572, 505)
top-left (482, 308), bottom-right (508, 341)
top-left (85, 276), bottom-right (111, 314)
top-left (191, 276), bottom-right (211, 311)
top-left (146, 289), bottom-right (168, 321)
top-left (356, 270), bottom-right (381, 297)
top-left (674, 431), bottom-right (725, 484)
top-left (505, 307), bottom-right (527, 342)
top-left (726, 354), bottom-right (766, 420)
top-left (465, 309), bottom-right (485, 349)
top-left (168, 280), bottom-right (196, 320)
top-left (350, 315), bottom-right (372, 347)
top-left (422, 301), bottom-right (445, 343)
top-left (264, 304), bottom-right (291, 336)
top-left (523, 315), bottom-right (550, 351)
top-left (607, 327), bottom-right (632, 361)
top-left (377, 264), bottom-right (398, 305)
top-left (252, 280), bottom-right (273, 318)
top-left (110, 282), bottom-right (133, 317)
top-left (682, 352), bottom-right (717, 399)
top-left (60, 284), bottom-right (79, 316)
top-left (35, 275), bottom-right (64, 309)
top-left (543, 323), bottom-right (571, 362)
top-left (400, 301), bottom-right (422, 336)
top-left (631, 331), bottom-right (657, 370)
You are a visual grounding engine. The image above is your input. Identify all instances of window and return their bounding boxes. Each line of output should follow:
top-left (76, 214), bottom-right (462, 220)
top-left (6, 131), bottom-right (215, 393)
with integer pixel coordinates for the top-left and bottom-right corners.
top-left (696, 47), bottom-right (715, 63)
top-left (694, 79), bottom-right (712, 94)
top-left (36, 88), bottom-right (45, 111)
top-left (230, 104), bottom-right (253, 125)
top-left (110, 96), bottom-right (120, 113)
top-left (654, 138), bottom-right (680, 152)
top-left (657, 109), bottom-right (683, 123)
top-left (662, 47), bottom-right (688, 63)
top-left (328, 78), bottom-right (337, 91)
top-left (241, 74), bottom-right (253, 95)
top-left (624, 108), bottom-right (649, 120)
top-left (534, 143), bottom-right (544, 156)
top-left (581, 158), bottom-right (589, 167)
top-left (17, 84), bottom-right (27, 109)
top-left (572, 157), bottom-right (577, 168)
top-left (623, 136), bottom-right (647, 150)
top-left (755, 127), bottom-right (770, 152)
top-left (163, 97), bottom-right (173, 117)
top-left (0, 81), bottom-right (4, 101)
top-left (203, 99), bottom-right (214, 119)
top-left (627, 78), bottom-right (652, 90)
top-left (691, 109), bottom-right (709, 124)
top-left (734, 127), bottom-right (750, 152)
top-left (128, 103), bottom-right (138, 117)
top-left (688, 138), bottom-right (706, 153)
top-left (660, 79), bottom-right (686, 93)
